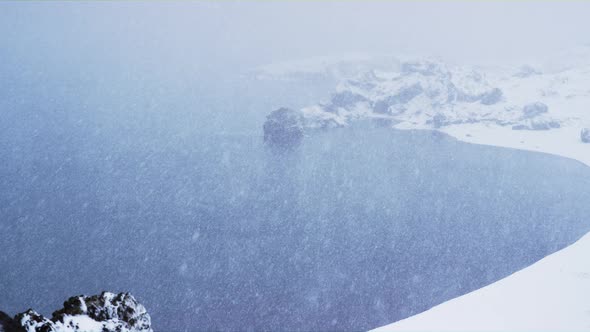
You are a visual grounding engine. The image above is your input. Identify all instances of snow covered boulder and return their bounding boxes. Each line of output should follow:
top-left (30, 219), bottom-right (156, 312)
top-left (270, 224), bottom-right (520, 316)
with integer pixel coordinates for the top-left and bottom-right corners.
top-left (522, 102), bottom-right (548, 119)
top-left (10, 292), bottom-right (152, 332)
top-left (581, 128), bottom-right (590, 143)
top-left (263, 108), bottom-right (304, 146)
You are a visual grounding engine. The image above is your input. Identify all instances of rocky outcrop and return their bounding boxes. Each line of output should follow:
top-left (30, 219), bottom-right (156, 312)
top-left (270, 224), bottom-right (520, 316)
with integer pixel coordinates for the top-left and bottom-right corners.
top-left (263, 108), bottom-right (304, 146)
top-left (581, 128), bottom-right (590, 143)
top-left (512, 119), bottom-right (561, 131)
top-left (329, 91), bottom-right (368, 110)
top-left (521, 102), bottom-right (549, 119)
top-left (258, 58), bottom-right (570, 133)
top-left (0, 311), bottom-right (19, 332)
top-left (479, 88), bottom-right (503, 105)
top-left (293, 59), bottom-right (531, 130)
top-left (4, 292), bottom-right (151, 332)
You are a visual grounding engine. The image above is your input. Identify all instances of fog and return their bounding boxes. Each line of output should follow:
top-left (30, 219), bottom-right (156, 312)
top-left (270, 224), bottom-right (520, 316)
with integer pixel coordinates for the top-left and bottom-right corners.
top-left (2, 1), bottom-right (590, 71)
top-left (2, 2), bottom-right (590, 331)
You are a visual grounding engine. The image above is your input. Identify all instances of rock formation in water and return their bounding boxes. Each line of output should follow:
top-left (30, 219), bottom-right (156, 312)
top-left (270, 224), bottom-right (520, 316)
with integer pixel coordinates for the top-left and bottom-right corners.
top-left (263, 107), bottom-right (304, 146)
top-left (582, 128), bottom-right (590, 143)
top-left (1, 292), bottom-right (152, 332)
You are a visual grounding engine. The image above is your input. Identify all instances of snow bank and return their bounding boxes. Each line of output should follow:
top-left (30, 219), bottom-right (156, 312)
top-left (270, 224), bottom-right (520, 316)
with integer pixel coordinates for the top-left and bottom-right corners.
top-left (372, 231), bottom-right (590, 332)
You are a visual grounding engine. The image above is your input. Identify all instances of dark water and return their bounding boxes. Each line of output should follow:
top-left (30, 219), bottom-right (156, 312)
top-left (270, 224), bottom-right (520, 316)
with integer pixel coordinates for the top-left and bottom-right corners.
top-left (1, 122), bottom-right (590, 331)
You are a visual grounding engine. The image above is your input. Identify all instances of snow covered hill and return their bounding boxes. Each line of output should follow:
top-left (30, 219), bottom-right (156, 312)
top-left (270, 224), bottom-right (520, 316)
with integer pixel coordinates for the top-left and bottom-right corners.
top-left (372, 231), bottom-right (590, 332)
top-left (256, 48), bottom-right (590, 161)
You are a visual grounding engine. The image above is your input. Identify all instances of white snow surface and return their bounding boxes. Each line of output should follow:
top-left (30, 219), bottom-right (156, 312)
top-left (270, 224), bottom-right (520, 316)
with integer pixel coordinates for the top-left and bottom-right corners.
top-left (372, 231), bottom-right (590, 332)
top-left (255, 47), bottom-right (590, 331)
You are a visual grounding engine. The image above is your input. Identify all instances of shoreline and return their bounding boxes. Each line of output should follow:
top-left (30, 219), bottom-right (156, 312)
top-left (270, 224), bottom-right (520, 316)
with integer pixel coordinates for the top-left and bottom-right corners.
top-left (374, 123), bottom-right (590, 331)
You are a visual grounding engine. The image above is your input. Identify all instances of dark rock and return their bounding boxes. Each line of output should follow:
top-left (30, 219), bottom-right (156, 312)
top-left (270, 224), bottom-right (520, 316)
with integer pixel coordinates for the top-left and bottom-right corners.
top-left (581, 128), bottom-right (590, 143)
top-left (373, 100), bottom-right (391, 115)
top-left (263, 108), bottom-right (304, 146)
top-left (522, 102), bottom-right (548, 119)
top-left (512, 124), bottom-right (529, 130)
top-left (431, 113), bottom-right (448, 129)
top-left (512, 120), bottom-right (561, 131)
top-left (13, 310), bottom-right (53, 332)
top-left (11, 292), bottom-right (151, 332)
top-left (0, 311), bottom-right (21, 332)
top-left (330, 91), bottom-right (367, 109)
top-left (372, 84), bottom-right (423, 115)
top-left (530, 121), bottom-right (552, 130)
top-left (390, 83), bottom-right (423, 104)
top-left (480, 88), bottom-right (503, 105)
top-left (426, 113), bottom-right (451, 129)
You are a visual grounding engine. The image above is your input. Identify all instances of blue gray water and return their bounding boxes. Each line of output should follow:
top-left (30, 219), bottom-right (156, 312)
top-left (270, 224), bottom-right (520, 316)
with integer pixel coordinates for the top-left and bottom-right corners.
top-left (1, 73), bottom-right (590, 331)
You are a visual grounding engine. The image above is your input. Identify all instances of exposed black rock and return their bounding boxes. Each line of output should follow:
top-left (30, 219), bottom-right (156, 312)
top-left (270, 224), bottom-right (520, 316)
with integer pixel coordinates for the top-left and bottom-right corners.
top-left (9, 292), bottom-right (151, 332)
top-left (330, 90), bottom-right (368, 109)
top-left (431, 113), bottom-right (448, 129)
top-left (522, 102), bottom-right (548, 119)
top-left (480, 88), bottom-right (503, 105)
top-left (511, 120), bottom-right (561, 131)
top-left (263, 107), bottom-right (304, 146)
top-left (0, 311), bottom-right (20, 332)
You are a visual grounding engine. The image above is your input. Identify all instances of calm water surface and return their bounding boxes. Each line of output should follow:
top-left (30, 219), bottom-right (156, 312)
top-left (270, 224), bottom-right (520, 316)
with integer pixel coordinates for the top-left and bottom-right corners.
top-left (2, 122), bottom-right (590, 331)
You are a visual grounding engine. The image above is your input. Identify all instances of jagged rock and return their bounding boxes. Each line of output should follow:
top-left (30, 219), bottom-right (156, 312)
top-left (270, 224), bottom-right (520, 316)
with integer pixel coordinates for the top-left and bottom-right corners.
top-left (372, 84), bottom-right (422, 115)
top-left (14, 309), bottom-right (53, 332)
top-left (9, 292), bottom-right (152, 332)
top-left (522, 102), bottom-right (548, 119)
top-left (581, 128), bottom-right (590, 143)
top-left (330, 91), bottom-right (368, 109)
top-left (0, 311), bottom-right (20, 332)
top-left (431, 113), bottom-right (448, 129)
top-left (512, 119), bottom-right (561, 131)
top-left (263, 108), bottom-right (304, 146)
top-left (373, 100), bottom-right (392, 115)
top-left (480, 88), bottom-right (503, 105)
top-left (389, 83), bottom-right (424, 105)
top-left (531, 120), bottom-right (561, 130)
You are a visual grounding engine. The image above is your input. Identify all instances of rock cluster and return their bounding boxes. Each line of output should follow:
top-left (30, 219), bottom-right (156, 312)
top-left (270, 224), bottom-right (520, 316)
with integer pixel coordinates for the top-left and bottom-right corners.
top-left (581, 128), bottom-right (590, 143)
top-left (0, 292), bottom-right (152, 332)
top-left (292, 59), bottom-right (557, 131)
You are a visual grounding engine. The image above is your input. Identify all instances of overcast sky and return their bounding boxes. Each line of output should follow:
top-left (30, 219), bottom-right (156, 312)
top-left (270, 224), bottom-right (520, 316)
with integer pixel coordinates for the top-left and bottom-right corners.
top-left (2, 1), bottom-right (590, 70)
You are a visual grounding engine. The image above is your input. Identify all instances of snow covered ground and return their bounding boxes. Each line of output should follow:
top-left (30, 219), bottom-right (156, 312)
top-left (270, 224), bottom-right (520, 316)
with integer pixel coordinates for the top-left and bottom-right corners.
top-left (252, 47), bottom-right (590, 331)
top-left (373, 231), bottom-right (590, 332)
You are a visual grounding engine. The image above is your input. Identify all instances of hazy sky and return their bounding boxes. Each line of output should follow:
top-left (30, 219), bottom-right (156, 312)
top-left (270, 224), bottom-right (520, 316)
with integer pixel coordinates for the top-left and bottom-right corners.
top-left (2, 1), bottom-right (590, 70)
